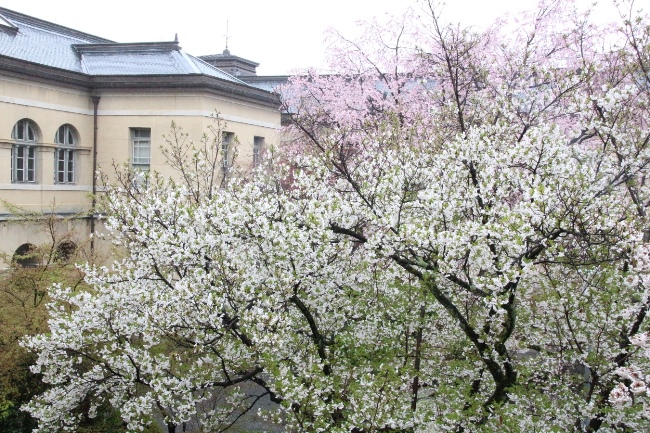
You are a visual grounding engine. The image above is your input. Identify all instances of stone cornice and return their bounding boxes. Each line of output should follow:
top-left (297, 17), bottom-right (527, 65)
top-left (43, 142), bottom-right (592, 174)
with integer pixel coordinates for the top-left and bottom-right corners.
top-left (88, 75), bottom-right (280, 108)
top-left (0, 56), bottom-right (280, 109)
top-left (0, 55), bottom-right (90, 89)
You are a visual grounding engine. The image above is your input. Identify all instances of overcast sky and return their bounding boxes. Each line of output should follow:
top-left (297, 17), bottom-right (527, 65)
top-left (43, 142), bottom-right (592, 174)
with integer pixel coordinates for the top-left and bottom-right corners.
top-left (1, 0), bottom-right (625, 75)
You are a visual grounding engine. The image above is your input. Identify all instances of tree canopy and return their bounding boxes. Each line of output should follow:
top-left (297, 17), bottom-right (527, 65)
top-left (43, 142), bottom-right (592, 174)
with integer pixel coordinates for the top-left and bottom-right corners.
top-left (22, 1), bottom-right (650, 432)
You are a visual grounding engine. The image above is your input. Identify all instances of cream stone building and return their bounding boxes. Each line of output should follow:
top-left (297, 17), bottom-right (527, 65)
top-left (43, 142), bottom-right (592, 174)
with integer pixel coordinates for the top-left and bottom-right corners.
top-left (0, 7), bottom-right (281, 266)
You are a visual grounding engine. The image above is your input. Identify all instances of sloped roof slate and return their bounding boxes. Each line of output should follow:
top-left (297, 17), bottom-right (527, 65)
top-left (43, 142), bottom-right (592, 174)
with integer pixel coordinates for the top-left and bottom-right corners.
top-left (188, 54), bottom-right (248, 85)
top-left (241, 76), bottom-right (289, 92)
top-left (82, 51), bottom-right (191, 76)
top-left (0, 7), bottom-right (252, 87)
top-left (0, 13), bottom-right (109, 73)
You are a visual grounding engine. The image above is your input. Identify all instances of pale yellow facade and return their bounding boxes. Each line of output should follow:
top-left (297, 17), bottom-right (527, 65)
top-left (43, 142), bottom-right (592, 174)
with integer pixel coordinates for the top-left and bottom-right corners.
top-left (0, 7), bottom-right (282, 266)
top-left (94, 90), bottom-right (279, 179)
top-left (0, 76), bottom-right (95, 214)
top-left (0, 67), bottom-right (280, 266)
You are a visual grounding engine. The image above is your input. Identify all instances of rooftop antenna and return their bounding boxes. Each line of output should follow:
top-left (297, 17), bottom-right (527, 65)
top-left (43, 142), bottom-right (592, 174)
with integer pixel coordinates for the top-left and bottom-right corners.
top-left (223, 20), bottom-right (231, 55)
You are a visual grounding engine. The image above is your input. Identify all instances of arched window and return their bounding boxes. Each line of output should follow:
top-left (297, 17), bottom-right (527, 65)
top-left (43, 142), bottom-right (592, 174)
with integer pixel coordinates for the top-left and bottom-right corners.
top-left (13, 243), bottom-right (39, 267)
top-left (11, 119), bottom-right (38, 183)
top-left (55, 241), bottom-right (76, 262)
top-left (54, 124), bottom-right (77, 184)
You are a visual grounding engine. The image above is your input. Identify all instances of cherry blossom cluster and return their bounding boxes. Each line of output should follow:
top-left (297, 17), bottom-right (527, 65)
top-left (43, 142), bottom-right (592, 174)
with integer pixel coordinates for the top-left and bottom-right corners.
top-left (21, 1), bottom-right (650, 432)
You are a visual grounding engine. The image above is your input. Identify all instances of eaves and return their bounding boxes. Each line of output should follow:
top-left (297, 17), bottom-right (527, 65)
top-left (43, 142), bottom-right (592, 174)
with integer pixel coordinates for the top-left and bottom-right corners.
top-left (0, 56), bottom-right (281, 110)
top-left (88, 74), bottom-right (281, 109)
top-left (0, 55), bottom-right (90, 90)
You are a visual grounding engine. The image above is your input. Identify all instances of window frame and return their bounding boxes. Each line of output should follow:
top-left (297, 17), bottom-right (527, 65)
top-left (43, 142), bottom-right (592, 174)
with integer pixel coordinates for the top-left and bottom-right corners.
top-left (54, 124), bottom-right (76, 184)
top-left (222, 132), bottom-right (234, 170)
top-left (253, 136), bottom-right (264, 167)
top-left (11, 119), bottom-right (38, 184)
top-left (131, 128), bottom-right (151, 172)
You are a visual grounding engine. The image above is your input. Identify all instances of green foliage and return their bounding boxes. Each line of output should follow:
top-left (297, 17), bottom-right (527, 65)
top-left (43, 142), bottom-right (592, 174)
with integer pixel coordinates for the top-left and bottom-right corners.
top-left (0, 208), bottom-right (125, 432)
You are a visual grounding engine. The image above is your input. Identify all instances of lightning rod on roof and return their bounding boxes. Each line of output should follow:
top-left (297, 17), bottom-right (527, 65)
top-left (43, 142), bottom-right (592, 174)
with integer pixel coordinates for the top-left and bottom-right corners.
top-left (223, 20), bottom-right (231, 55)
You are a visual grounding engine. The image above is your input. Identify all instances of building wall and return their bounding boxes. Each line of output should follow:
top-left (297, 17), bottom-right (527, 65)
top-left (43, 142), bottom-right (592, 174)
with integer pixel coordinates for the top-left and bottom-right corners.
top-left (0, 75), bottom-right (280, 264)
top-left (0, 216), bottom-right (93, 262)
top-left (0, 76), bottom-right (94, 215)
top-left (95, 91), bottom-right (279, 179)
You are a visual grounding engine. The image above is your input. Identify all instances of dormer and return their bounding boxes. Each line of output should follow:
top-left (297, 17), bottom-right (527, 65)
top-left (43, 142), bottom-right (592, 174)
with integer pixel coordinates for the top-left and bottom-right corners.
top-left (198, 49), bottom-right (259, 76)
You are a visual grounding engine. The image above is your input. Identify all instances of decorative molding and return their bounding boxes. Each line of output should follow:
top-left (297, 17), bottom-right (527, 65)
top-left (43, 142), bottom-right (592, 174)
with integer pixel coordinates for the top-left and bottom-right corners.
top-left (95, 109), bottom-right (280, 129)
top-left (0, 184), bottom-right (92, 191)
top-left (0, 94), bottom-right (279, 128)
top-left (0, 94), bottom-right (93, 115)
top-left (0, 57), bottom-right (280, 108)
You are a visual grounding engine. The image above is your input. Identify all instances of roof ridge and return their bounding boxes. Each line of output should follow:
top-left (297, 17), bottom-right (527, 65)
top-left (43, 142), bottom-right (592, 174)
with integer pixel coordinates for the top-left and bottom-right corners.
top-left (169, 50), bottom-right (194, 75)
top-left (0, 6), bottom-right (113, 44)
top-left (0, 12), bottom-right (18, 32)
top-left (178, 50), bottom-right (202, 74)
top-left (74, 41), bottom-right (181, 54)
top-left (187, 54), bottom-right (249, 86)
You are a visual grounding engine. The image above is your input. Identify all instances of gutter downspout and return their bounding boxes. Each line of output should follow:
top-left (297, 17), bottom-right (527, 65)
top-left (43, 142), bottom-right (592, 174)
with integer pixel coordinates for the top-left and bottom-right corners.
top-left (90, 95), bottom-right (100, 256)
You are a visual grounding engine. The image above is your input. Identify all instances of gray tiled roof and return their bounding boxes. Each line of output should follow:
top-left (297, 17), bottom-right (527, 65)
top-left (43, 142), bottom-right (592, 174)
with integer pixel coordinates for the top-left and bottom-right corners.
top-left (187, 55), bottom-right (248, 84)
top-left (0, 6), bottom-right (250, 86)
top-left (240, 76), bottom-right (289, 92)
top-left (0, 8), bottom-right (111, 73)
top-left (83, 50), bottom-right (194, 75)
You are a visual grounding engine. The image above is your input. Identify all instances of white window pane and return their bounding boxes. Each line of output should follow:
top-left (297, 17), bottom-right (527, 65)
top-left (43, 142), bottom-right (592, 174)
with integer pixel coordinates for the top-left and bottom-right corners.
top-left (67, 151), bottom-right (74, 183)
top-left (132, 129), bottom-right (151, 171)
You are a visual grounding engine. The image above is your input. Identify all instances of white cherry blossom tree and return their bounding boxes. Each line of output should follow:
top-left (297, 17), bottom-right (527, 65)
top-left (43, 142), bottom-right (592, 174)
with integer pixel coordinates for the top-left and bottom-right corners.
top-left (23, 1), bottom-right (650, 432)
